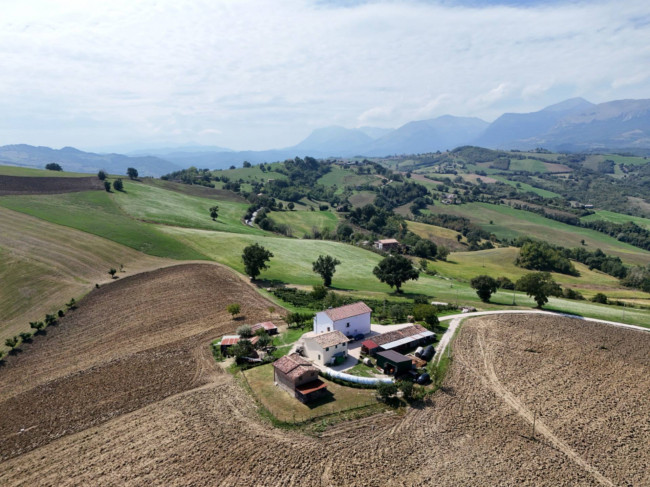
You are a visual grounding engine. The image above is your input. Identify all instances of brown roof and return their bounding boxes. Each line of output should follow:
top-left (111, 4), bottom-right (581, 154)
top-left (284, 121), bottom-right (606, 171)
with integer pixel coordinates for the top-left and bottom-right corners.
top-left (273, 353), bottom-right (319, 381)
top-left (220, 335), bottom-right (260, 346)
top-left (306, 330), bottom-right (350, 348)
top-left (324, 302), bottom-right (372, 321)
top-left (377, 238), bottom-right (399, 245)
top-left (295, 379), bottom-right (327, 395)
top-left (372, 325), bottom-right (428, 346)
top-left (251, 321), bottom-right (277, 332)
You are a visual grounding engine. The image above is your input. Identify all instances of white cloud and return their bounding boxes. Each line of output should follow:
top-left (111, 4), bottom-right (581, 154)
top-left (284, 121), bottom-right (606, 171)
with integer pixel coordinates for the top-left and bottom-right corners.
top-left (0, 0), bottom-right (649, 150)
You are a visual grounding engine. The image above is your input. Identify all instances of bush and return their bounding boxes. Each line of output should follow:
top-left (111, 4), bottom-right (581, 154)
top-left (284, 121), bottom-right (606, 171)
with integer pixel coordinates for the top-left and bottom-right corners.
top-left (227, 303), bottom-right (241, 319)
top-left (562, 288), bottom-right (584, 300)
top-left (311, 284), bottom-right (328, 300)
top-left (377, 382), bottom-right (398, 400)
top-left (591, 293), bottom-right (608, 304)
top-left (45, 163), bottom-right (63, 171)
top-left (113, 178), bottom-right (124, 191)
top-left (398, 380), bottom-right (414, 401)
top-left (496, 276), bottom-right (515, 290)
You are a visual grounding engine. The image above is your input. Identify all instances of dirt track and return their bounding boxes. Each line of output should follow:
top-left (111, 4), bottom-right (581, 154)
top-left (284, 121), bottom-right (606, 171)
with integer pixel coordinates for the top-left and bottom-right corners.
top-left (1, 271), bottom-right (648, 486)
top-left (0, 175), bottom-right (103, 195)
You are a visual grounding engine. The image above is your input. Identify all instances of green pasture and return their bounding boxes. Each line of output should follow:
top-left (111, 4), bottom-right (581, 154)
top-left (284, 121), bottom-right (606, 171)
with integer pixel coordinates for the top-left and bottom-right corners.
top-left (426, 202), bottom-right (650, 266)
top-left (508, 158), bottom-right (549, 173)
top-left (491, 175), bottom-right (561, 198)
top-left (581, 210), bottom-right (650, 230)
top-left (0, 165), bottom-right (92, 178)
top-left (0, 191), bottom-right (205, 260)
top-left (268, 209), bottom-right (339, 236)
top-left (317, 166), bottom-right (379, 189)
top-left (348, 191), bottom-right (376, 208)
top-left (111, 180), bottom-right (265, 235)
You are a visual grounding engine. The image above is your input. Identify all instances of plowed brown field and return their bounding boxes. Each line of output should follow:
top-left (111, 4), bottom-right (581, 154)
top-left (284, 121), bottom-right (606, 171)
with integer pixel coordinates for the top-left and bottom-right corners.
top-left (0, 175), bottom-right (103, 195)
top-left (1, 277), bottom-right (648, 486)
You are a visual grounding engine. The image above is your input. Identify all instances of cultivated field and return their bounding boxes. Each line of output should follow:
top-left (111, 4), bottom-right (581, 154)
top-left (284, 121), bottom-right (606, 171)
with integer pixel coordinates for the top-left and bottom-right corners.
top-left (1, 300), bottom-right (647, 485)
top-left (0, 175), bottom-right (103, 195)
top-left (0, 263), bottom-right (285, 461)
top-left (0, 207), bottom-right (170, 342)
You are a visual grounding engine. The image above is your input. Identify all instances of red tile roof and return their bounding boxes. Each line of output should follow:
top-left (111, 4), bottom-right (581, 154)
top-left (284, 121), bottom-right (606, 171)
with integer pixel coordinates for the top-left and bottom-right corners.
top-left (361, 339), bottom-right (379, 349)
top-left (251, 321), bottom-right (277, 332)
top-left (273, 353), bottom-right (319, 381)
top-left (220, 335), bottom-right (259, 346)
top-left (324, 302), bottom-right (372, 322)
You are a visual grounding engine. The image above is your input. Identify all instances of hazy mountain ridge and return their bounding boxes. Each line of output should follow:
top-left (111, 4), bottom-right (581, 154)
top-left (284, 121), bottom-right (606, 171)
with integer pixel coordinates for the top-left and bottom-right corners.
top-left (0, 144), bottom-right (181, 177)
top-left (3, 98), bottom-right (650, 174)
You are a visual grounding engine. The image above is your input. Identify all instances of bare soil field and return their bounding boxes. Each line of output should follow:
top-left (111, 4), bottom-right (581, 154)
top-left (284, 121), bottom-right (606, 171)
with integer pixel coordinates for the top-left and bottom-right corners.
top-left (0, 175), bottom-right (103, 195)
top-left (1, 304), bottom-right (647, 485)
top-left (0, 207), bottom-right (170, 342)
top-left (0, 263), bottom-right (285, 461)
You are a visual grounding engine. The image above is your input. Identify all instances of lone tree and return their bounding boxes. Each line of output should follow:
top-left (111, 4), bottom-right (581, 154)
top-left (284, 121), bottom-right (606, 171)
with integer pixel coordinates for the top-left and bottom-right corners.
top-left (287, 202), bottom-right (295, 211)
top-left (97, 170), bottom-right (107, 180)
top-left (109, 268), bottom-right (117, 278)
top-left (516, 272), bottom-right (562, 308)
top-left (242, 243), bottom-right (274, 280)
top-left (209, 205), bottom-right (219, 221)
top-left (227, 303), bottom-right (241, 320)
top-left (470, 275), bottom-right (499, 303)
top-left (312, 255), bottom-right (341, 287)
top-left (104, 181), bottom-right (111, 192)
top-left (127, 167), bottom-right (139, 180)
top-left (113, 178), bottom-right (124, 191)
top-left (373, 255), bottom-right (419, 293)
top-left (45, 163), bottom-right (63, 171)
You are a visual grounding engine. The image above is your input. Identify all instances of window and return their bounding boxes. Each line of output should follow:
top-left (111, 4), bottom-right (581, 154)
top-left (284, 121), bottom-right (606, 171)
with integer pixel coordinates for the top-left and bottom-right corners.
top-left (318, 354), bottom-right (321, 360)
top-left (326, 347), bottom-right (329, 352)
top-left (346, 322), bottom-right (350, 328)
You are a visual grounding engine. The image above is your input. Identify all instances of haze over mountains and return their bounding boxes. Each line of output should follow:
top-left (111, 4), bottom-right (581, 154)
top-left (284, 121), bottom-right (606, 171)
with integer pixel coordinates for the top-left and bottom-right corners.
top-left (1, 98), bottom-right (649, 176)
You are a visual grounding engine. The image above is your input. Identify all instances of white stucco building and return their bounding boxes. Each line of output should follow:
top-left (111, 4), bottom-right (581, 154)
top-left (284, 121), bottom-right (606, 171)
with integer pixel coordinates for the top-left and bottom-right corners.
top-left (301, 331), bottom-right (350, 366)
top-left (313, 301), bottom-right (372, 337)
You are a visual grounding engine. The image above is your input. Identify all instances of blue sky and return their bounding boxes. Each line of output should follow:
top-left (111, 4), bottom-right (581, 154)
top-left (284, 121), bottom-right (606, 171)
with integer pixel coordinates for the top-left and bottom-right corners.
top-left (1, 0), bottom-right (649, 151)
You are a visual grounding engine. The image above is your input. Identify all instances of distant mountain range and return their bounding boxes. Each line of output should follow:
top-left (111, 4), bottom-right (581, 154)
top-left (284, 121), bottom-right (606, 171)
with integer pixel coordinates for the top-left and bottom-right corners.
top-left (2, 98), bottom-right (649, 175)
top-left (0, 145), bottom-right (181, 177)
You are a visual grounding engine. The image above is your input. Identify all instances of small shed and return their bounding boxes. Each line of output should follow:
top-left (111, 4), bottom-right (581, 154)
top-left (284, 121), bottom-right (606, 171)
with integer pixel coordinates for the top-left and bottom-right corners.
top-left (361, 339), bottom-right (380, 356)
top-left (251, 321), bottom-right (278, 335)
top-left (376, 350), bottom-right (413, 376)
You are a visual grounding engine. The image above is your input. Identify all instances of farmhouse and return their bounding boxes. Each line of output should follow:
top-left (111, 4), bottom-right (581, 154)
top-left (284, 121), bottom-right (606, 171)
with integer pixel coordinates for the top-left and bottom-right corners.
top-left (374, 238), bottom-right (400, 251)
top-left (313, 301), bottom-right (372, 336)
top-left (361, 324), bottom-right (434, 356)
top-left (251, 321), bottom-right (278, 335)
top-left (376, 350), bottom-right (413, 376)
top-left (301, 330), bottom-right (350, 366)
top-left (273, 353), bottom-right (327, 403)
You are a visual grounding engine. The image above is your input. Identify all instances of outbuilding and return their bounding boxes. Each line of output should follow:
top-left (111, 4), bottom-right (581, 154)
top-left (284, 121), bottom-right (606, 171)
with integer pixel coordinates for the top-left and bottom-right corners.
top-left (273, 353), bottom-right (327, 403)
top-left (376, 350), bottom-right (413, 376)
top-left (251, 321), bottom-right (278, 335)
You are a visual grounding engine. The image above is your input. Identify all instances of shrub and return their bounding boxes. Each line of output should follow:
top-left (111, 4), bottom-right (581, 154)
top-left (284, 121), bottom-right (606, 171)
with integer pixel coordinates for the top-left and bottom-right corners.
top-left (113, 178), bottom-right (124, 191)
top-left (377, 382), bottom-right (398, 400)
top-left (398, 380), bottom-right (414, 401)
top-left (311, 284), bottom-right (328, 300)
top-left (236, 324), bottom-right (252, 338)
top-left (227, 303), bottom-right (241, 319)
top-left (19, 332), bottom-right (32, 343)
top-left (496, 276), bottom-right (515, 290)
top-left (562, 288), bottom-right (584, 300)
top-left (591, 293), bottom-right (608, 304)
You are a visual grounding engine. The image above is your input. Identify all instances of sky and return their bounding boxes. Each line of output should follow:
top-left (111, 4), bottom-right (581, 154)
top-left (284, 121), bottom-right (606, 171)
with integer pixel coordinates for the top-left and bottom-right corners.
top-left (1, 0), bottom-right (649, 152)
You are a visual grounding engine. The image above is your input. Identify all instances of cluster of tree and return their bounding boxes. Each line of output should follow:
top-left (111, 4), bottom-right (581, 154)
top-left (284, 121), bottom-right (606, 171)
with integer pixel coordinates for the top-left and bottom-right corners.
top-left (470, 271), bottom-right (562, 308)
top-left (581, 220), bottom-right (650, 251)
top-left (374, 181), bottom-right (430, 210)
top-left (161, 166), bottom-right (214, 186)
top-left (45, 162), bottom-right (63, 171)
top-left (515, 240), bottom-right (578, 276)
top-left (621, 264), bottom-right (650, 292)
top-left (562, 247), bottom-right (627, 278)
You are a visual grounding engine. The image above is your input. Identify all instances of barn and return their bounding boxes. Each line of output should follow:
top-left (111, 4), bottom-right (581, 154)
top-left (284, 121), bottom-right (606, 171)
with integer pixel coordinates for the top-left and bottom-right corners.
top-left (273, 353), bottom-right (327, 403)
top-left (376, 350), bottom-right (413, 376)
top-left (251, 321), bottom-right (278, 335)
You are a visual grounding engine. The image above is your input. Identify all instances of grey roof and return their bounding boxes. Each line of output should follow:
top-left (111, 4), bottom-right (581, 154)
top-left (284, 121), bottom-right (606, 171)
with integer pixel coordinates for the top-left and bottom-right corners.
top-left (376, 350), bottom-right (412, 364)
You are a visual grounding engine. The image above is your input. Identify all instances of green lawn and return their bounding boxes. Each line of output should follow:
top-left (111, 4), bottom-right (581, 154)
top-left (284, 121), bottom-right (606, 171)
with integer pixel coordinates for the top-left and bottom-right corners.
top-left (213, 163), bottom-right (288, 182)
top-left (0, 165), bottom-right (93, 178)
top-left (581, 210), bottom-right (650, 230)
top-left (0, 191), bottom-right (206, 260)
top-left (426, 202), bottom-right (650, 266)
top-left (244, 363), bottom-right (378, 422)
top-left (111, 180), bottom-right (266, 235)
